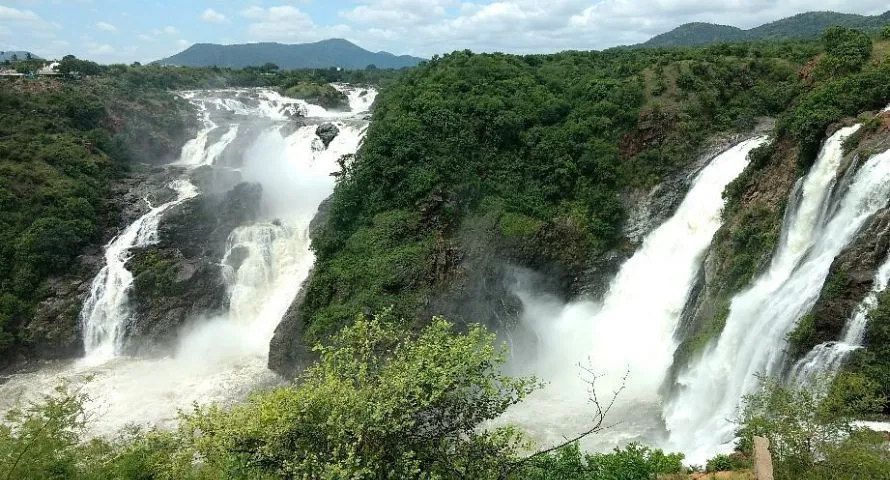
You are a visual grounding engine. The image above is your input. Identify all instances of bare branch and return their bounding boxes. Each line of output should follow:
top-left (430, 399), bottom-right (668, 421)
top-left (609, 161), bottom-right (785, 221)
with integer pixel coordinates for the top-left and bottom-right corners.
top-left (499, 362), bottom-right (629, 479)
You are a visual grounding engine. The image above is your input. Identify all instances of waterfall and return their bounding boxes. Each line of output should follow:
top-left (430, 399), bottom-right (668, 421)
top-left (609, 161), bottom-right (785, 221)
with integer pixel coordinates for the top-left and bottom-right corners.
top-left (1, 85), bottom-right (375, 437)
top-left (501, 138), bottom-right (765, 449)
top-left (789, 245), bottom-right (890, 385)
top-left (665, 126), bottom-right (890, 462)
top-left (80, 180), bottom-right (199, 359)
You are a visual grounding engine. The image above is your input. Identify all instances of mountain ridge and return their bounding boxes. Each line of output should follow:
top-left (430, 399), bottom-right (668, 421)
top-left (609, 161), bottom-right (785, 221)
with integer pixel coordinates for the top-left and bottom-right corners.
top-left (154, 38), bottom-right (423, 70)
top-left (641, 10), bottom-right (890, 47)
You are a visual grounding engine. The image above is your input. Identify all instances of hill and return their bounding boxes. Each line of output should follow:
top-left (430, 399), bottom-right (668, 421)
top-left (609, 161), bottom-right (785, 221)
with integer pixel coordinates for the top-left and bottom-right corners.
top-left (154, 38), bottom-right (423, 70)
top-left (0, 50), bottom-right (41, 62)
top-left (642, 10), bottom-right (890, 47)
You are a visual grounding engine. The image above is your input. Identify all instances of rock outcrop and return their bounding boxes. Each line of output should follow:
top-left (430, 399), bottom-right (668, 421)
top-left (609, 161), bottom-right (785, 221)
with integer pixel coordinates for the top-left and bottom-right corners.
top-left (123, 181), bottom-right (263, 355)
top-left (315, 123), bottom-right (339, 148)
top-left (799, 208), bottom-right (890, 352)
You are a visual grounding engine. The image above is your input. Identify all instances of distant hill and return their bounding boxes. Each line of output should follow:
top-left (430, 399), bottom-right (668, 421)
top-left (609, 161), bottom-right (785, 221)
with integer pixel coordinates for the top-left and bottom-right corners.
top-left (155, 39), bottom-right (423, 70)
top-left (641, 10), bottom-right (890, 47)
top-left (0, 51), bottom-right (41, 62)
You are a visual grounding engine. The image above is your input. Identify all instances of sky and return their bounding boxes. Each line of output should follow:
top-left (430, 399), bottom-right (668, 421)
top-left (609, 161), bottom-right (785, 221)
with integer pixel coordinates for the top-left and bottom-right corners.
top-left (1, 1), bottom-right (888, 64)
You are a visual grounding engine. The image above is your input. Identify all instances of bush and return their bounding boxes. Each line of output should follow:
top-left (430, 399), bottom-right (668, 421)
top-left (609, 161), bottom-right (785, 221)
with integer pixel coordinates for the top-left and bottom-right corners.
top-left (736, 376), bottom-right (888, 480)
top-left (706, 453), bottom-right (749, 472)
top-left (519, 442), bottom-right (685, 480)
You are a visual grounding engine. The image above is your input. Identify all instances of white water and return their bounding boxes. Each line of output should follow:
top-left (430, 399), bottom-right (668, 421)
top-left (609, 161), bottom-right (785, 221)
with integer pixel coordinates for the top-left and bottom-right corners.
top-left (81, 180), bottom-right (199, 360)
top-left (502, 138), bottom-right (765, 450)
top-left (790, 236), bottom-right (890, 385)
top-left (665, 126), bottom-right (890, 463)
top-left (0, 86), bottom-right (374, 436)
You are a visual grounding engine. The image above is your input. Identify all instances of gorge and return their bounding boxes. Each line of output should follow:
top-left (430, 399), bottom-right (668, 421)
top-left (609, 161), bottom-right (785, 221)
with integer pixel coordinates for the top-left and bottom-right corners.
top-left (2, 23), bottom-right (890, 479)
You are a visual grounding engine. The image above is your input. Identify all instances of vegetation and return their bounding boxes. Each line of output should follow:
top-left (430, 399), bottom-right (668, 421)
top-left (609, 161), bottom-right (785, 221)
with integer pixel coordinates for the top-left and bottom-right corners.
top-left (673, 28), bottom-right (890, 370)
top-left (283, 81), bottom-right (349, 110)
top-left (302, 42), bottom-right (809, 342)
top-left (735, 376), bottom-right (889, 480)
top-left (0, 311), bottom-right (670, 479)
top-left (847, 289), bottom-right (890, 413)
top-left (0, 73), bottom-right (194, 363)
top-left (642, 11), bottom-right (890, 47)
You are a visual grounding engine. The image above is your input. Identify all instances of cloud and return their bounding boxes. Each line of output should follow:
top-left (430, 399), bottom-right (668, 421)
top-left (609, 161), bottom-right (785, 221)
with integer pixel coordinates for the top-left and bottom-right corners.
top-left (85, 41), bottom-right (114, 55)
top-left (241, 5), bottom-right (351, 43)
top-left (176, 39), bottom-right (191, 50)
top-left (138, 34), bottom-right (154, 42)
top-left (151, 25), bottom-right (178, 36)
top-left (0, 5), bottom-right (41, 22)
top-left (200, 8), bottom-right (227, 24)
top-left (96, 21), bottom-right (117, 33)
top-left (324, 0), bottom-right (890, 56)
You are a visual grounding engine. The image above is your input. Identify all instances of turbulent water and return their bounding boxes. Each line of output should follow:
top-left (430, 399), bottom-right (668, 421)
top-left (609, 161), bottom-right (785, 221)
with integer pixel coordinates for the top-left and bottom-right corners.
top-left (789, 255), bottom-right (890, 386)
top-left (503, 138), bottom-right (765, 450)
top-left (81, 180), bottom-right (199, 359)
top-left (0, 85), bottom-right (375, 436)
top-left (665, 125), bottom-right (890, 462)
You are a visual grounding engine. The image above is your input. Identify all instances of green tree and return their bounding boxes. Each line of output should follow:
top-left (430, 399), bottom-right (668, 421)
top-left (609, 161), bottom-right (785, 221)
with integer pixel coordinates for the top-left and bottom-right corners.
top-left (182, 310), bottom-right (540, 479)
top-left (819, 26), bottom-right (872, 76)
top-left (736, 376), bottom-right (889, 480)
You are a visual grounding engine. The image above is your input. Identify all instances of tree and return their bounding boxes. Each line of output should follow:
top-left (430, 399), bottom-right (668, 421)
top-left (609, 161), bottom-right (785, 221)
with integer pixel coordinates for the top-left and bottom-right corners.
top-left (882, 25), bottom-right (890, 40)
top-left (735, 375), bottom-right (889, 480)
top-left (818, 26), bottom-right (872, 76)
top-left (10, 54), bottom-right (17, 62)
top-left (183, 311), bottom-right (540, 478)
top-left (25, 52), bottom-right (32, 60)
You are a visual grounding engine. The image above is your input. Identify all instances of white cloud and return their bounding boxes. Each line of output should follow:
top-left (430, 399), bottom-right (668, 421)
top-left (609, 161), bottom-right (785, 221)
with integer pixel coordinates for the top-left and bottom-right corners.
top-left (176, 39), bottom-right (191, 50)
top-left (241, 5), bottom-right (351, 43)
top-left (138, 34), bottom-right (154, 42)
top-left (323, 0), bottom-right (890, 56)
top-left (85, 42), bottom-right (114, 55)
top-left (200, 8), bottom-right (227, 24)
top-left (96, 21), bottom-right (117, 33)
top-left (151, 25), bottom-right (178, 36)
top-left (0, 5), bottom-right (41, 22)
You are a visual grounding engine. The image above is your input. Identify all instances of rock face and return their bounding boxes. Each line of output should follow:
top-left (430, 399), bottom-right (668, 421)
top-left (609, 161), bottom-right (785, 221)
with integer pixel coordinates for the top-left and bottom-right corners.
top-left (123, 181), bottom-right (263, 355)
top-left (315, 123), bottom-right (339, 148)
top-left (807, 209), bottom-right (890, 345)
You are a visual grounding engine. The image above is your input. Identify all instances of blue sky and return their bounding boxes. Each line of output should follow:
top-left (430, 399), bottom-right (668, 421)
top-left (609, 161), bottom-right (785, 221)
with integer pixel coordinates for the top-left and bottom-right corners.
top-left (1, 1), bottom-right (888, 64)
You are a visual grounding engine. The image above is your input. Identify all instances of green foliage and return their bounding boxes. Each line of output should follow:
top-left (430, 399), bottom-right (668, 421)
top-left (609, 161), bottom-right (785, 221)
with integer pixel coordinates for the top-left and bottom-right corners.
top-left (780, 53), bottom-right (890, 163)
top-left (58, 55), bottom-right (102, 76)
top-left (736, 377), bottom-right (889, 480)
top-left (304, 44), bottom-right (806, 342)
top-left (816, 26), bottom-right (873, 78)
top-left (0, 313), bottom-right (547, 479)
top-left (846, 289), bottom-right (890, 412)
top-left (517, 442), bottom-right (685, 480)
top-left (722, 207), bottom-right (782, 293)
top-left (706, 453), bottom-right (750, 472)
top-left (283, 82), bottom-right (349, 109)
top-left (0, 73), bottom-right (196, 362)
top-left (642, 11), bottom-right (890, 47)
top-left (882, 25), bottom-right (890, 40)
top-left (785, 313), bottom-right (815, 353)
top-left (129, 249), bottom-right (177, 297)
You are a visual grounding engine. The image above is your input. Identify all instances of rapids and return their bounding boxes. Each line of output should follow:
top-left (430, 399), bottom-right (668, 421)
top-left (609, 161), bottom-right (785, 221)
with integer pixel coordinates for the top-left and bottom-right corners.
top-left (0, 85), bottom-right (375, 436)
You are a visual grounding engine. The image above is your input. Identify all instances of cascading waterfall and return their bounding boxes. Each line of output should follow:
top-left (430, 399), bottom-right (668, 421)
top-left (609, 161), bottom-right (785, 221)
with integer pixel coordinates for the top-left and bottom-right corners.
top-left (81, 179), bottom-right (199, 360)
top-left (665, 126), bottom-right (890, 462)
top-left (789, 218), bottom-right (890, 386)
top-left (502, 138), bottom-right (765, 449)
top-left (0, 85), bottom-right (375, 437)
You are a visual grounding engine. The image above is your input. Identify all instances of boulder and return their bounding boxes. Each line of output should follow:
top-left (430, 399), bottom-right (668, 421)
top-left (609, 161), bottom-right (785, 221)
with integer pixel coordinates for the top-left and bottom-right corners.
top-left (315, 122), bottom-right (339, 148)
